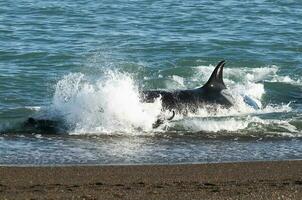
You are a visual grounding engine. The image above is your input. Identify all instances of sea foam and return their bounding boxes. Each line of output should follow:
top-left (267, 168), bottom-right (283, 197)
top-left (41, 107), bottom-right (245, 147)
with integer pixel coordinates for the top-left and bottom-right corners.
top-left (46, 64), bottom-right (295, 135)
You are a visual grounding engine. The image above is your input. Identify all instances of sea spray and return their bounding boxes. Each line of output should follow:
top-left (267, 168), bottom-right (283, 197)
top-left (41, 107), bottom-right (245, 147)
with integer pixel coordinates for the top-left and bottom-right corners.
top-left (45, 64), bottom-right (295, 135)
top-left (51, 71), bottom-right (162, 134)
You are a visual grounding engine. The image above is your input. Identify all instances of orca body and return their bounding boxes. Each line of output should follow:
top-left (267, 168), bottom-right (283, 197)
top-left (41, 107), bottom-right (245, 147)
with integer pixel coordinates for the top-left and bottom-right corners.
top-left (24, 117), bottom-right (60, 134)
top-left (140, 60), bottom-right (235, 127)
top-left (141, 60), bottom-right (233, 112)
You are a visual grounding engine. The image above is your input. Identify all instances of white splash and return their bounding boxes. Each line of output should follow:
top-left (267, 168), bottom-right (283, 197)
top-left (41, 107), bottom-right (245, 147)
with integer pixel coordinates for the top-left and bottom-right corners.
top-left (46, 63), bottom-right (295, 135)
top-left (51, 71), bottom-right (162, 135)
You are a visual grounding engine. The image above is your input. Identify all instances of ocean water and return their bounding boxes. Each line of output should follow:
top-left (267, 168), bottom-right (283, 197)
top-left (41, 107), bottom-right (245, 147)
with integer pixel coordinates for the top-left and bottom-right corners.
top-left (0, 0), bottom-right (302, 165)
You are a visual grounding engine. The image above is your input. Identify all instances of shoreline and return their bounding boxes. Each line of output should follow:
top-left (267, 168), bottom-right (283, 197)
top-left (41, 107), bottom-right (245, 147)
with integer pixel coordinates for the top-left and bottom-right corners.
top-left (1, 158), bottom-right (302, 167)
top-left (0, 158), bottom-right (302, 168)
top-left (1, 160), bottom-right (302, 199)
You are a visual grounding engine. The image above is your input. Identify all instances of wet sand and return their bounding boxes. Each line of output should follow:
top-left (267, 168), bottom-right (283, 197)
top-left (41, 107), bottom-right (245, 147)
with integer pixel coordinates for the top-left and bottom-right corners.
top-left (0, 160), bottom-right (302, 200)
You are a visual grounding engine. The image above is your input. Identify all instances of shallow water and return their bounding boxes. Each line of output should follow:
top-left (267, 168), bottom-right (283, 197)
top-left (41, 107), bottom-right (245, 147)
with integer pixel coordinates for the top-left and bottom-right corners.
top-left (1, 134), bottom-right (301, 165)
top-left (0, 0), bottom-right (302, 164)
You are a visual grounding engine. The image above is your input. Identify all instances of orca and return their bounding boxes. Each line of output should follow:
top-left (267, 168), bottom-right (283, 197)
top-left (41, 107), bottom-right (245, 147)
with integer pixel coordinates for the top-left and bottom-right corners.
top-left (23, 117), bottom-right (60, 134)
top-left (140, 60), bottom-right (234, 127)
top-left (24, 60), bottom-right (260, 132)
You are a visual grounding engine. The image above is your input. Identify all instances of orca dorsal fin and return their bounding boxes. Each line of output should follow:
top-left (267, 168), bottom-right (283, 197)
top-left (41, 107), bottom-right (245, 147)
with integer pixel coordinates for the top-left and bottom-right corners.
top-left (202, 60), bottom-right (227, 91)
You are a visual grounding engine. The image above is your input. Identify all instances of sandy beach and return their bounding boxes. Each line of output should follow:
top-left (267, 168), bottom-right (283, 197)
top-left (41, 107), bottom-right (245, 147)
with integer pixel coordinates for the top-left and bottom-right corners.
top-left (0, 160), bottom-right (301, 199)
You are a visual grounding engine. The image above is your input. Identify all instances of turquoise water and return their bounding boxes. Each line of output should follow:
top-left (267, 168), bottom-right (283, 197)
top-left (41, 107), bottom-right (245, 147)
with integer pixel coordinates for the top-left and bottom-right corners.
top-left (0, 1), bottom-right (302, 164)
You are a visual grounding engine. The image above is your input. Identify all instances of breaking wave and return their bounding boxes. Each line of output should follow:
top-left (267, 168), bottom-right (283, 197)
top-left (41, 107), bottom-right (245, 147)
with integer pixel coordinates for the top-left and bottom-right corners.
top-left (33, 63), bottom-right (299, 137)
top-left (51, 71), bottom-right (162, 134)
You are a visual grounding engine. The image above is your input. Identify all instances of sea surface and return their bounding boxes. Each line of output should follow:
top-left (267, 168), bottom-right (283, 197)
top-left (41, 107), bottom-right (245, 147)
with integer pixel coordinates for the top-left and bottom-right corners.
top-left (0, 0), bottom-right (302, 165)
